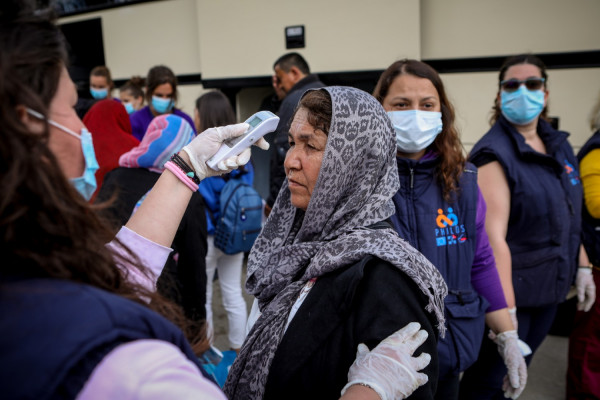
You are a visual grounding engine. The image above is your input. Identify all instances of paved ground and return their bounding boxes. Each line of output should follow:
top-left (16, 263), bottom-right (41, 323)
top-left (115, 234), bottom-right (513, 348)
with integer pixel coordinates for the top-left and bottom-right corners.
top-left (210, 267), bottom-right (570, 399)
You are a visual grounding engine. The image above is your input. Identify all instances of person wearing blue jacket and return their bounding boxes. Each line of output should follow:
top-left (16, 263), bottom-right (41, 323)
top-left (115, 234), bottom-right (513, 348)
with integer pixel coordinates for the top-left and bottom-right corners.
top-left (373, 59), bottom-right (527, 400)
top-left (195, 91), bottom-right (252, 353)
top-left (459, 53), bottom-right (594, 399)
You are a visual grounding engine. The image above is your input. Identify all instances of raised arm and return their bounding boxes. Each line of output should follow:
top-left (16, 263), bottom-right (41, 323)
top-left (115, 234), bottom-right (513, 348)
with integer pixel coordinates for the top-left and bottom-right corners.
top-left (126, 123), bottom-right (268, 247)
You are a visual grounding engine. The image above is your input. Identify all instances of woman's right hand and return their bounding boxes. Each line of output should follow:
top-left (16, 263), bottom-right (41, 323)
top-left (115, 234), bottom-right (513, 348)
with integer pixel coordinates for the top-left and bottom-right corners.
top-left (341, 322), bottom-right (430, 400)
top-left (182, 123), bottom-right (269, 181)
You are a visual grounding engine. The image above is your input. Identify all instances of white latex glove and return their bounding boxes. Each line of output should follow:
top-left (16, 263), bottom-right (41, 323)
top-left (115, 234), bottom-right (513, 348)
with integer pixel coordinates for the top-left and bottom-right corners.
top-left (182, 123), bottom-right (269, 181)
top-left (489, 330), bottom-right (527, 399)
top-left (576, 267), bottom-right (596, 312)
top-left (508, 307), bottom-right (518, 331)
top-left (341, 322), bottom-right (430, 400)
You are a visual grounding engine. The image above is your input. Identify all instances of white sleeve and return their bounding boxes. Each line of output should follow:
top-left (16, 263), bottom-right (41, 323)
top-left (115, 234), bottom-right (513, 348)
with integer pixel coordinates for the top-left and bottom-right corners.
top-left (77, 339), bottom-right (226, 400)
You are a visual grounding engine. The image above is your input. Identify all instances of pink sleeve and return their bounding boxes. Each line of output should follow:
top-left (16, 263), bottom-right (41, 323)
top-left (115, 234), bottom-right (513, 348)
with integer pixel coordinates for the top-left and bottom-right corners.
top-left (77, 340), bottom-right (226, 400)
top-left (106, 226), bottom-right (172, 292)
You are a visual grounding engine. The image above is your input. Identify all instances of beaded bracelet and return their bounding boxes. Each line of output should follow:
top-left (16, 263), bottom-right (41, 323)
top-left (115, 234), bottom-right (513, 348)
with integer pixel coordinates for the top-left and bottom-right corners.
top-left (164, 161), bottom-right (199, 192)
top-left (170, 153), bottom-right (200, 184)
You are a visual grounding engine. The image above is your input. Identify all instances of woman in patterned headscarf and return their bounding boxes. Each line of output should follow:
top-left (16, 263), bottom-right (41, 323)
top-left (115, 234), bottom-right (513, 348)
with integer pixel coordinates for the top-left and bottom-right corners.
top-left (224, 87), bottom-right (448, 400)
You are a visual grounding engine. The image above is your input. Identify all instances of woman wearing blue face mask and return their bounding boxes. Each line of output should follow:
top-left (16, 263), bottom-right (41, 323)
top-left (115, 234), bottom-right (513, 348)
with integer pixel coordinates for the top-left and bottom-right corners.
top-left (459, 54), bottom-right (592, 399)
top-left (119, 76), bottom-right (145, 115)
top-left (373, 59), bottom-right (527, 400)
top-left (89, 65), bottom-right (114, 100)
top-left (129, 65), bottom-right (196, 141)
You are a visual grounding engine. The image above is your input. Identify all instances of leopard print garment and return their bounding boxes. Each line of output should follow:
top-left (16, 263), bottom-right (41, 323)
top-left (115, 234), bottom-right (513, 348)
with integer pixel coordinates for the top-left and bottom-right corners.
top-left (224, 86), bottom-right (447, 399)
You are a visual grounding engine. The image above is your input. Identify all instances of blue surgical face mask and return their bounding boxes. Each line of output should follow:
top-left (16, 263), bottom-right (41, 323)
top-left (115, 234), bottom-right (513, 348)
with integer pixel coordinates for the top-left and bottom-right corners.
top-left (500, 86), bottom-right (545, 125)
top-left (124, 102), bottom-right (136, 114)
top-left (26, 108), bottom-right (99, 200)
top-left (90, 87), bottom-right (108, 100)
top-left (152, 96), bottom-right (173, 114)
top-left (387, 110), bottom-right (443, 153)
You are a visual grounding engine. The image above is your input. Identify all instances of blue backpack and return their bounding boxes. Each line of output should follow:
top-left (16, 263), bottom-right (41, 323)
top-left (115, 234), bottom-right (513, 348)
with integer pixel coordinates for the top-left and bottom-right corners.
top-left (213, 177), bottom-right (263, 254)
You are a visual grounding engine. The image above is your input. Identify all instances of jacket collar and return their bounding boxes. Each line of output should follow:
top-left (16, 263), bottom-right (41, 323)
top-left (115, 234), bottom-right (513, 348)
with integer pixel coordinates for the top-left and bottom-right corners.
top-left (498, 115), bottom-right (569, 158)
top-left (396, 151), bottom-right (440, 171)
top-left (288, 74), bottom-right (321, 95)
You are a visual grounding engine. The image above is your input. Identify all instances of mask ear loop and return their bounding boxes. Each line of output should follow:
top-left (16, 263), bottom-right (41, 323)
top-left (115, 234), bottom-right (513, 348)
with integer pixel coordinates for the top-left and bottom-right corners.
top-left (26, 108), bottom-right (82, 140)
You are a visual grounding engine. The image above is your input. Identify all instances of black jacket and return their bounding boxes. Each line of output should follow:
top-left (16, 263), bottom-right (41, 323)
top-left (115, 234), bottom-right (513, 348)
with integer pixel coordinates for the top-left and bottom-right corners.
top-left (264, 255), bottom-right (439, 400)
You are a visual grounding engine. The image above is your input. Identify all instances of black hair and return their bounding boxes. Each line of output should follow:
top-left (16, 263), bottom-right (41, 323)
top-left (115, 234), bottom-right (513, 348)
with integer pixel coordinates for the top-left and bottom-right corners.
top-left (273, 52), bottom-right (310, 74)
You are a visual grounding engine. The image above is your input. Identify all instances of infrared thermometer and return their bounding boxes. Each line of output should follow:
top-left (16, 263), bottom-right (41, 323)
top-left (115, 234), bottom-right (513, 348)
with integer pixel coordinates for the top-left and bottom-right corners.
top-left (207, 110), bottom-right (279, 171)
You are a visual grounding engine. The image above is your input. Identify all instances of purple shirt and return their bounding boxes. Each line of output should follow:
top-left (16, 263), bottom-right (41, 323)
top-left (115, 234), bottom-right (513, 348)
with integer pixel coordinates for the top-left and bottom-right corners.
top-left (130, 106), bottom-right (196, 141)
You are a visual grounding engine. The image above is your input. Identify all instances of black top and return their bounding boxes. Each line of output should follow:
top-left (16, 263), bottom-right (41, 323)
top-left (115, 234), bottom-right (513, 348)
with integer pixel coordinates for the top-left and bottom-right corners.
top-left (264, 255), bottom-right (439, 400)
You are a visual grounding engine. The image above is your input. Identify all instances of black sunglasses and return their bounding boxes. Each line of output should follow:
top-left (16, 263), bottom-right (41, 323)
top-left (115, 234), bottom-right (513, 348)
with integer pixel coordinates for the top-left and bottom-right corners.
top-left (500, 77), bottom-right (545, 92)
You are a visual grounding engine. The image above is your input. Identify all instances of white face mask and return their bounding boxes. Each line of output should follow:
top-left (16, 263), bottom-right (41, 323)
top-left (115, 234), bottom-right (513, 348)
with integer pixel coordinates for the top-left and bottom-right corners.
top-left (387, 110), bottom-right (443, 153)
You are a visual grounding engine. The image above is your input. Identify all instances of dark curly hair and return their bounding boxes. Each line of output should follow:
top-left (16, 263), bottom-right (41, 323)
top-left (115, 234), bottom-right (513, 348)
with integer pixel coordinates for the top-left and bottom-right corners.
top-left (373, 59), bottom-right (465, 201)
top-left (0, 1), bottom-right (207, 354)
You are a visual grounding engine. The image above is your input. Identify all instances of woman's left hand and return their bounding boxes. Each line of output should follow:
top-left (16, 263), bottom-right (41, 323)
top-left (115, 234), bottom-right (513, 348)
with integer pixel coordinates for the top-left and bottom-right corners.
top-left (341, 322), bottom-right (430, 400)
top-left (489, 330), bottom-right (527, 399)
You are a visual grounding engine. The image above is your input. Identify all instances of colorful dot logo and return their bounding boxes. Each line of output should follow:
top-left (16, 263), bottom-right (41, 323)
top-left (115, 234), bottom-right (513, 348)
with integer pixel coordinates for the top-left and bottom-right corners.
top-left (436, 207), bottom-right (459, 228)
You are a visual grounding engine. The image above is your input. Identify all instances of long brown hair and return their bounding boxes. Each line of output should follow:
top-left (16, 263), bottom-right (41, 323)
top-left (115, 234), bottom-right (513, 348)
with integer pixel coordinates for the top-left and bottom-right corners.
top-left (373, 59), bottom-right (465, 201)
top-left (195, 90), bottom-right (236, 131)
top-left (145, 65), bottom-right (178, 104)
top-left (0, 4), bottom-right (207, 354)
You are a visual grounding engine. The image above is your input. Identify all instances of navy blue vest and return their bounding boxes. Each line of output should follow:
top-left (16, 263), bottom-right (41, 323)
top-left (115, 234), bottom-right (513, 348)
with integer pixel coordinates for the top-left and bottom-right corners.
top-left (577, 130), bottom-right (600, 266)
top-left (469, 116), bottom-right (582, 307)
top-left (0, 278), bottom-right (212, 399)
top-left (391, 156), bottom-right (487, 377)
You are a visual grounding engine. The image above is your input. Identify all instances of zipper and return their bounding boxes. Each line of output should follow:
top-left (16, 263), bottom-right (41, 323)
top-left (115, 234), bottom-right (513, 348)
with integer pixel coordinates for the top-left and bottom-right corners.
top-left (407, 168), bottom-right (417, 246)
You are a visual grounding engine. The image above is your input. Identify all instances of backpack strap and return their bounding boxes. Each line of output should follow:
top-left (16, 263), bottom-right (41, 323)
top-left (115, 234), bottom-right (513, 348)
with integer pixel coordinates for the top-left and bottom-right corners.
top-left (219, 181), bottom-right (248, 222)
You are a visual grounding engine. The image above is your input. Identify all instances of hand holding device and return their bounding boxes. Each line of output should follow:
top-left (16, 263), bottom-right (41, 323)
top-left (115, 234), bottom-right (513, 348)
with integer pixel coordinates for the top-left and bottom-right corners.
top-left (206, 111), bottom-right (278, 171)
top-left (182, 118), bottom-right (270, 181)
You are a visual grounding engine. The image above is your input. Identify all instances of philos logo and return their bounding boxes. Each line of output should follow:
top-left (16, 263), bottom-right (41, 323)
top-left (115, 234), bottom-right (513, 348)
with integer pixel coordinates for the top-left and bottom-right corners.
top-left (564, 160), bottom-right (580, 186)
top-left (435, 207), bottom-right (467, 247)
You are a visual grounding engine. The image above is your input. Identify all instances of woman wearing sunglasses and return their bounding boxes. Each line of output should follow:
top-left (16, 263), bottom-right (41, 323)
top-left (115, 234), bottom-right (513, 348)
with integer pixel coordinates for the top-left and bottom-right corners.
top-left (460, 54), bottom-right (594, 399)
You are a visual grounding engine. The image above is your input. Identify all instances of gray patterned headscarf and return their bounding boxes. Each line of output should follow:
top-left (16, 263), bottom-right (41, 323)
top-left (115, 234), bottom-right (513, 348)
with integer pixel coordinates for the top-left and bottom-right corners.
top-left (224, 86), bottom-right (447, 399)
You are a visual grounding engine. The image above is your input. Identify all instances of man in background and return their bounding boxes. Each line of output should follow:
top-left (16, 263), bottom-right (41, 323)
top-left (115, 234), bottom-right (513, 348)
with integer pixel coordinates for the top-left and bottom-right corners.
top-left (265, 52), bottom-right (324, 216)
